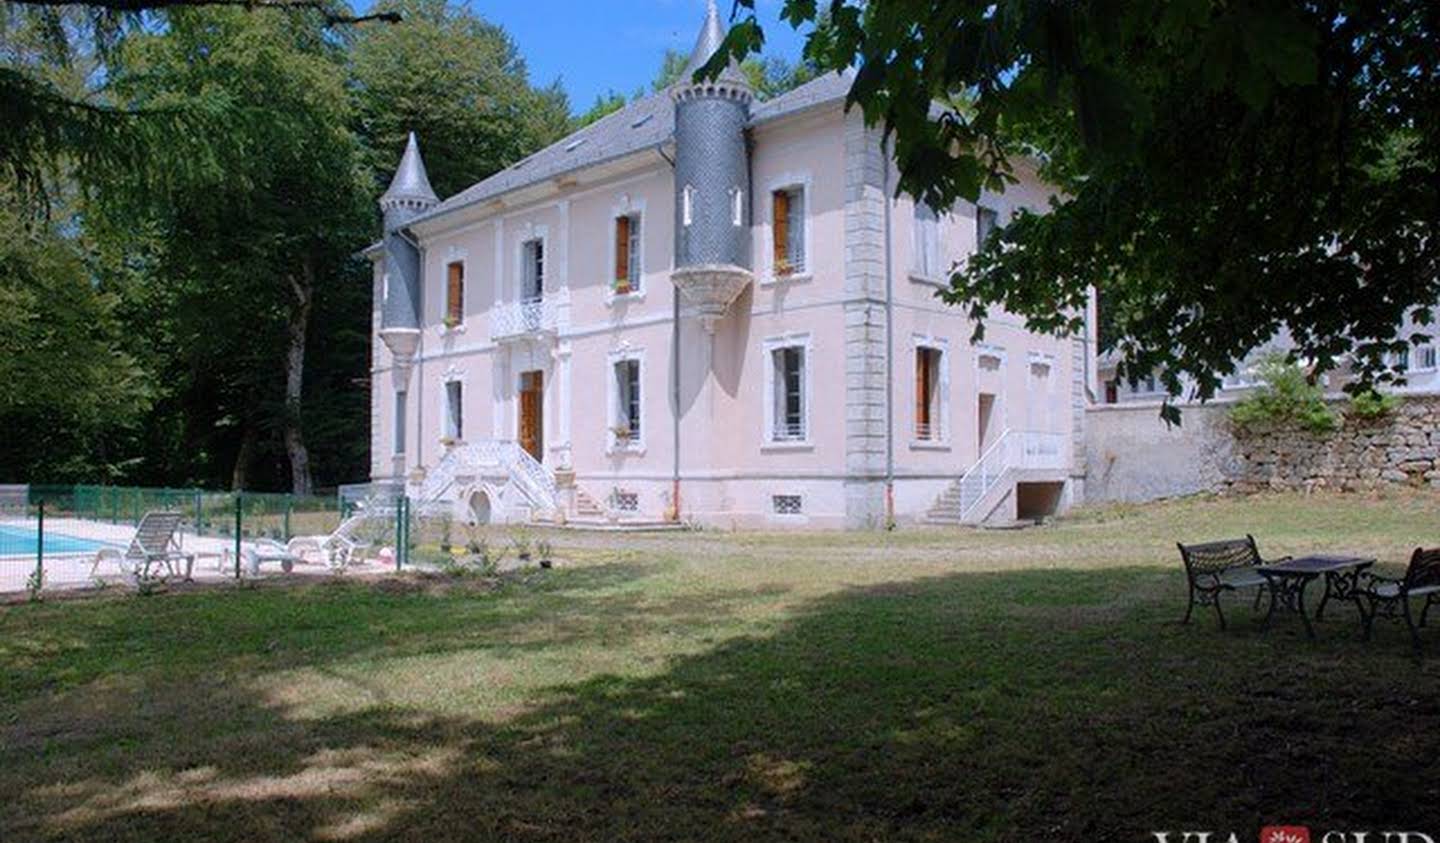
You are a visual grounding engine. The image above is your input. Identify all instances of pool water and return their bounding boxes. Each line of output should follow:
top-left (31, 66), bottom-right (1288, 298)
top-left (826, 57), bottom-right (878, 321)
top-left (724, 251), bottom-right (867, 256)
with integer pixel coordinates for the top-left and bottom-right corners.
top-left (0, 525), bottom-right (116, 557)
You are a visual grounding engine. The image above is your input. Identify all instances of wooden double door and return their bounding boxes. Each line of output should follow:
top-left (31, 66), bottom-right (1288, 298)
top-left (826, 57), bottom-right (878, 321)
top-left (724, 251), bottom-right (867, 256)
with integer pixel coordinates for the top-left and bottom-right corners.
top-left (519, 370), bottom-right (544, 461)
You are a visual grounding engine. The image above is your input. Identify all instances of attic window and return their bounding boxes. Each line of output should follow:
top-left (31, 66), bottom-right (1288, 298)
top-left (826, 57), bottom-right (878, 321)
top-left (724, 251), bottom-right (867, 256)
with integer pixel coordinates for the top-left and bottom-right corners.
top-left (630, 113), bottom-right (654, 129)
top-left (564, 138), bottom-right (587, 152)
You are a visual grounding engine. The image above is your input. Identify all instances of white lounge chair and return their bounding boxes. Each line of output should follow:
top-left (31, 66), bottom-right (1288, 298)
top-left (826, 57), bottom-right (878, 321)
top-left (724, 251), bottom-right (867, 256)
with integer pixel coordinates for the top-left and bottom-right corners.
top-left (280, 511), bottom-right (375, 570)
top-left (90, 511), bottom-right (194, 581)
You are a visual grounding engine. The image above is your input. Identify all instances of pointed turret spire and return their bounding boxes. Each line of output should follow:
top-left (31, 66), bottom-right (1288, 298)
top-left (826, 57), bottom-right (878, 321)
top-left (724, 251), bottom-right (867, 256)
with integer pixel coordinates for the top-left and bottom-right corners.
top-left (681, 0), bottom-right (748, 86)
top-left (381, 132), bottom-right (438, 209)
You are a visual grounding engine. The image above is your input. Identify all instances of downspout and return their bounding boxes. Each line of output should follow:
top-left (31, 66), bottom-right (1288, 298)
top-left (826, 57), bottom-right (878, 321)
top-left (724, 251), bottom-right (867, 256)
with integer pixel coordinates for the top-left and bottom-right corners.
top-left (657, 146), bottom-right (682, 522)
top-left (882, 139), bottom-right (896, 527)
top-left (404, 226), bottom-right (425, 483)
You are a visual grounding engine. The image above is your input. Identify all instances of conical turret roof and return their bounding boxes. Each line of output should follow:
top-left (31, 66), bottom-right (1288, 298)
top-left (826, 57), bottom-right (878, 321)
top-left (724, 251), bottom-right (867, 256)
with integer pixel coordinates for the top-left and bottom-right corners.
top-left (381, 132), bottom-right (438, 206)
top-left (680, 0), bottom-right (748, 87)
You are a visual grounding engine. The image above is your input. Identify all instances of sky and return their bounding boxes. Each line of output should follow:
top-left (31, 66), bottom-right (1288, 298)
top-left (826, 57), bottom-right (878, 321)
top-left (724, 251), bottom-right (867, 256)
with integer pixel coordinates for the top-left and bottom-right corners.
top-left (467, 0), bottom-right (810, 113)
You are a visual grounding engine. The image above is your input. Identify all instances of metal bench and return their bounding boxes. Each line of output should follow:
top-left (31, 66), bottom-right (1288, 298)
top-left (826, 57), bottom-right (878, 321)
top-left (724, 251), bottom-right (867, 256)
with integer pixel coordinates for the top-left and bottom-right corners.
top-left (1177, 535), bottom-right (1288, 629)
top-left (1358, 547), bottom-right (1440, 649)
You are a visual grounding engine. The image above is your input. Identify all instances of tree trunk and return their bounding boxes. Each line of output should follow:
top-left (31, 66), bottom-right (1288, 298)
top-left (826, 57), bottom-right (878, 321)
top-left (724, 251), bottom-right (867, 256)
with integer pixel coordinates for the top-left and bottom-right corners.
top-left (231, 422), bottom-right (256, 491)
top-left (284, 257), bottom-right (315, 496)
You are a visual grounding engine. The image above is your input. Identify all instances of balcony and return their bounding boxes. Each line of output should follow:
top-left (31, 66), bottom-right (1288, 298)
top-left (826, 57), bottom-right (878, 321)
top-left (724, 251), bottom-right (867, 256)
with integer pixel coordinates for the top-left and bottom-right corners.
top-left (490, 290), bottom-right (568, 343)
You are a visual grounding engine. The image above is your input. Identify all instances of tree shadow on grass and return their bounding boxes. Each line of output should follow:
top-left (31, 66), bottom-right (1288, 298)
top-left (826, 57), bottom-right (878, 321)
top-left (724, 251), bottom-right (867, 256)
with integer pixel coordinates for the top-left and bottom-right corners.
top-left (4, 567), bottom-right (1440, 841)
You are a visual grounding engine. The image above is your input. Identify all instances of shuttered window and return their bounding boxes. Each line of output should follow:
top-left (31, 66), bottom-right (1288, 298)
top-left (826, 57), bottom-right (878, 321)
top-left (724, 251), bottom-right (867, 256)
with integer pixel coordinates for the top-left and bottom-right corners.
top-left (445, 262), bottom-right (464, 326)
top-left (772, 187), bottom-right (805, 276)
top-left (915, 347), bottom-right (942, 440)
top-left (614, 214), bottom-right (641, 292)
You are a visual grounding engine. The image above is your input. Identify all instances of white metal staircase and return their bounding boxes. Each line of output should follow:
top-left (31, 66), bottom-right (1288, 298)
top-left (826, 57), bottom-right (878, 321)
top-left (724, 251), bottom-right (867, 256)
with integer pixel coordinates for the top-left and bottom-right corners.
top-left (924, 430), bottom-right (1067, 525)
top-left (414, 441), bottom-right (559, 521)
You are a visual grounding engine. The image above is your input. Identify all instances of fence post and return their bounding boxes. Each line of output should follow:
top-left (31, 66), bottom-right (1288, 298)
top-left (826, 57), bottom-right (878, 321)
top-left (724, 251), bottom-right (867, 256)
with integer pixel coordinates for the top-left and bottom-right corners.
top-left (35, 500), bottom-right (44, 593)
top-left (194, 490), bottom-right (204, 536)
top-left (234, 494), bottom-right (243, 580)
top-left (394, 495), bottom-right (404, 571)
top-left (284, 497), bottom-right (293, 542)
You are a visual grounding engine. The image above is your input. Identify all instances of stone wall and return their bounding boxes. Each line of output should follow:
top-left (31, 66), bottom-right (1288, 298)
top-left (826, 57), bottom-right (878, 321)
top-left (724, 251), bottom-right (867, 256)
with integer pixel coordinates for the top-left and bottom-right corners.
top-left (1084, 396), bottom-right (1440, 504)
top-left (1224, 396), bottom-right (1440, 493)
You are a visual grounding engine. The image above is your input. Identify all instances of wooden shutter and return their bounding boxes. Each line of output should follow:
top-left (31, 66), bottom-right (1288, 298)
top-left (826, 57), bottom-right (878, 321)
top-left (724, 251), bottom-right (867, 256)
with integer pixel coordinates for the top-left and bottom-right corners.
top-left (614, 216), bottom-right (630, 284)
top-left (772, 190), bottom-right (790, 274)
top-left (446, 262), bottom-right (463, 324)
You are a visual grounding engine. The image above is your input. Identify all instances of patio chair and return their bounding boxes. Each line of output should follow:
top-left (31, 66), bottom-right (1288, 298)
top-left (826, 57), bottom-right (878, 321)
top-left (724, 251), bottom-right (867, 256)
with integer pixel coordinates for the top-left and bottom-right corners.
top-left (90, 511), bottom-right (194, 582)
top-left (241, 541), bottom-right (300, 576)
top-left (1177, 534), bottom-right (1289, 629)
top-left (282, 510), bottom-right (373, 570)
top-left (1357, 547), bottom-right (1440, 649)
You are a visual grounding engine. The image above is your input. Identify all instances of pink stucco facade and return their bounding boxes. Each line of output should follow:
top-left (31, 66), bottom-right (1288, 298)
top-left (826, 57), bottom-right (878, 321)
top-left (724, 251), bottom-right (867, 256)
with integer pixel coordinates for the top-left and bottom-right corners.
top-left (369, 81), bottom-right (1096, 529)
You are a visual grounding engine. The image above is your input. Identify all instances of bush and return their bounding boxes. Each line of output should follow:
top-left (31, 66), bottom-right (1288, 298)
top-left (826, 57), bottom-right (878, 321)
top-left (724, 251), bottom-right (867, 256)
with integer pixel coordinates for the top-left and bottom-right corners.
top-left (1229, 353), bottom-right (1337, 433)
top-left (1347, 389), bottom-right (1399, 420)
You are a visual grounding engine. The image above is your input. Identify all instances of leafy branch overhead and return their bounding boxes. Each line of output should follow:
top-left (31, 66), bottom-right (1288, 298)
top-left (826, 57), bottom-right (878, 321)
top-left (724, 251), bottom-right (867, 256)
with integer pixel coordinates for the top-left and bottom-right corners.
top-left (705, 0), bottom-right (1439, 416)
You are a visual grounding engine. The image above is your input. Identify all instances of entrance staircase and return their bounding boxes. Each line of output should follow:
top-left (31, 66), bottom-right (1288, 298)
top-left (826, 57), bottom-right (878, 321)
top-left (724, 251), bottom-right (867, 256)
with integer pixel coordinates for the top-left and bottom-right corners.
top-left (413, 441), bottom-right (559, 522)
top-left (923, 430), bottom-right (1067, 525)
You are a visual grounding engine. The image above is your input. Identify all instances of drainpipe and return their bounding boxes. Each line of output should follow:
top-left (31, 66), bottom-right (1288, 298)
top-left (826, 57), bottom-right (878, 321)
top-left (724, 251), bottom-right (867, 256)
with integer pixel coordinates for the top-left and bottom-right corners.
top-left (657, 146), bottom-right (682, 522)
top-left (882, 140), bottom-right (896, 527)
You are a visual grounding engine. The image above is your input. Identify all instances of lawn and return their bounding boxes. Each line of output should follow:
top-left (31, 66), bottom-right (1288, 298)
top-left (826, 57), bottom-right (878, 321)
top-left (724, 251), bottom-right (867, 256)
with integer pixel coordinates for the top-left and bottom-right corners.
top-left (3, 492), bottom-right (1440, 841)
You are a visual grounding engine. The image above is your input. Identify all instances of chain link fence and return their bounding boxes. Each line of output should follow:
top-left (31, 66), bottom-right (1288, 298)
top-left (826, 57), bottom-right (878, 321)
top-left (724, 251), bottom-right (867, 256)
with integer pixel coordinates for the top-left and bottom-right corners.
top-left (0, 484), bottom-right (413, 597)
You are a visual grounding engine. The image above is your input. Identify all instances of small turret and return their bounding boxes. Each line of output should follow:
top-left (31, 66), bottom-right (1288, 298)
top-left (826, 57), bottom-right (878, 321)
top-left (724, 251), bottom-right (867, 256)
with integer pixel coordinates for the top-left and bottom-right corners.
top-left (670, 0), bottom-right (754, 333)
top-left (379, 132), bottom-right (438, 367)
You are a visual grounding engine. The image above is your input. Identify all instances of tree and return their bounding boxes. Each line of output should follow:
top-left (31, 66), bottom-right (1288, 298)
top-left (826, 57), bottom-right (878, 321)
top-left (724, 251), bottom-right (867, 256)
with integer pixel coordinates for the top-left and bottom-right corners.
top-left (104, 7), bottom-right (373, 494)
top-left (711, 1), bottom-right (1439, 420)
top-left (349, 0), bottom-right (570, 200)
top-left (575, 89), bottom-right (630, 129)
top-left (0, 196), bottom-right (153, 481)
top-left (652, 47), bottom-right (816, 100)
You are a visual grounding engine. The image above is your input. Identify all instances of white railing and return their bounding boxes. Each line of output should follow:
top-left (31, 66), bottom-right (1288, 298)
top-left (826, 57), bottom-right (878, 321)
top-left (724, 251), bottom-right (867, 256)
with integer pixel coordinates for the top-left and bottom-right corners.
top-left (489, 289), bottom-right (569, 341)
top-left (956, 430), bottom-right (1069, 520)
top-left (414, 440), bottom-right (558, 517)
top-left (957, 428), bottom-right (1014, 521)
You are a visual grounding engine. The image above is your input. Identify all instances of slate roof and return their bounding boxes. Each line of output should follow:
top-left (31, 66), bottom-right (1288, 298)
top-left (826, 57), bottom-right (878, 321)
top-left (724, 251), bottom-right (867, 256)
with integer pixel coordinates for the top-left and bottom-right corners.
top-left (381, 132), bottom-right (438, 205)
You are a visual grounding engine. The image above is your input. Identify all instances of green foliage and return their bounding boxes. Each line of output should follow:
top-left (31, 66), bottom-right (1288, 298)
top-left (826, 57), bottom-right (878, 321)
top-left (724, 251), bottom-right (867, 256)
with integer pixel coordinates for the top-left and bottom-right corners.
top-left (652, 48), bottom-right (816, 100)
top-left (349, 0), bottom-right (571, 199)
top-left (1348, 389), bottom-right (1399, 420)
top-left (713, 0), bottom-right (1440, 406)
top-left (1229, 354), bottom-right (1336, 434)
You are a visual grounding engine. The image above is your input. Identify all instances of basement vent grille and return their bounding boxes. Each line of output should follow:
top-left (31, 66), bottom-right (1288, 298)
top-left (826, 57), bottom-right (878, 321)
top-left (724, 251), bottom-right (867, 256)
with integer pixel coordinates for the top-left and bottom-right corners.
top-left (772, 495), bottom-right (803, 516)
top-left (613, 491), bottom-right (639, 512)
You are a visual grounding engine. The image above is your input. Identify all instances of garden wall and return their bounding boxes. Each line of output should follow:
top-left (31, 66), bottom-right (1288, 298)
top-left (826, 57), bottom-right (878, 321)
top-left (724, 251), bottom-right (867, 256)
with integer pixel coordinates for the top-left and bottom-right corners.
top-left (1084, 396), bottom-right (1440, 504)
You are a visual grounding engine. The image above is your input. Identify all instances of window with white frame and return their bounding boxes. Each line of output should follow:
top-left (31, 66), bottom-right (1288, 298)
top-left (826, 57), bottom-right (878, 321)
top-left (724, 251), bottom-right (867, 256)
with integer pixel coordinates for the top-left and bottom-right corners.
top-left (1387, 347), bottom-right (1411, 373)
top-left (976, 204), bottom-right (999, 250)
top-left (731, 187), bottom-right (744, 226)
top-left (682, 185), bottom-right (694, 227)
top-left (913, 201), bottom-right (941, 278)
top-left (770, 345), bottom-right (807, 442)
top-left (915, 346), bottom-right (944, 441)
top-left (611, 357), bottom-right (642, 446)
top-left (613, 213), bottom-right (642, 294)
top-left (444, 381), bottom-right (463, 441)
top-left (521, 238), bottom-right (544, 302)
top-left (394, 390), bottom-right (407, 455)
top-left (1416, 345), bottom-right (1438, 372)
top-left (771, 185), bottom-right (807, 276)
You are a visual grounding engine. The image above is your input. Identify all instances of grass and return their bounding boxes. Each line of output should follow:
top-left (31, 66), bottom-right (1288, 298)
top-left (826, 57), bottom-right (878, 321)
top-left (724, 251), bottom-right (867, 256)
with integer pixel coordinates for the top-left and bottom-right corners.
top-left (3, 491), bottom-right (1440, 841)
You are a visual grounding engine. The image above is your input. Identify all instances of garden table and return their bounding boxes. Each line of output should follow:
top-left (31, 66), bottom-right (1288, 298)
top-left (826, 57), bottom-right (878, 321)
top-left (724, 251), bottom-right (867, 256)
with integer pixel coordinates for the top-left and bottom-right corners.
top-left (1257, 555), bottom-right (1375, 638)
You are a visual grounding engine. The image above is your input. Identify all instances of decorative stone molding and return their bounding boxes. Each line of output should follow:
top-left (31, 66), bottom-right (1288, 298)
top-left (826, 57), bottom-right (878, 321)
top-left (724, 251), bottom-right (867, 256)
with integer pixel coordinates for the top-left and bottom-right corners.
top-left (670, 264), bottom-right (752, 333)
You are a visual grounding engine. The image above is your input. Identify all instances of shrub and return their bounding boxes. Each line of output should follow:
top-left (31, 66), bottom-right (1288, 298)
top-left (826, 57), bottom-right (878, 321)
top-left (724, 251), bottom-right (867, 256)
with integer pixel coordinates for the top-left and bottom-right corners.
top-left (1347, 389), bottom-right (1399, 420)
top-left (1229, 353), bottom-right (1337, 433)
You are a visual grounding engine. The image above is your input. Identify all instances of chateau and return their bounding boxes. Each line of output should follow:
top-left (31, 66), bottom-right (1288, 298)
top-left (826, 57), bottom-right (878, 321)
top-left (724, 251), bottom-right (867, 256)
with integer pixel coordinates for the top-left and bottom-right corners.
top-left (365, 2), bottom-right (1098, 529)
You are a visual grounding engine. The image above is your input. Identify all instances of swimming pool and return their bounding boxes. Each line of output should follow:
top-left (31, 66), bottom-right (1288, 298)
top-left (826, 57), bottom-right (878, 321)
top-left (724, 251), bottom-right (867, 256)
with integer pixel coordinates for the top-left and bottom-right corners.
top-left (0, 525), bottom-right (117, 557)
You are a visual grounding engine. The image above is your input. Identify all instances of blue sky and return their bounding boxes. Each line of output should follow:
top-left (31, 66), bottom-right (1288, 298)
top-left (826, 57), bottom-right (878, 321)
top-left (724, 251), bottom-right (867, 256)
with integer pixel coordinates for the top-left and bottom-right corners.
top-left (467, 0), bottom-right (810, 113)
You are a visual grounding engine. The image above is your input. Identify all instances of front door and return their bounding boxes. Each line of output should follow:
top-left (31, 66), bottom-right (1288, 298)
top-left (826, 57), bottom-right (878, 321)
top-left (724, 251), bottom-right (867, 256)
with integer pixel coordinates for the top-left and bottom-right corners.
top-left (519, 370), bottom-right (544, 460)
